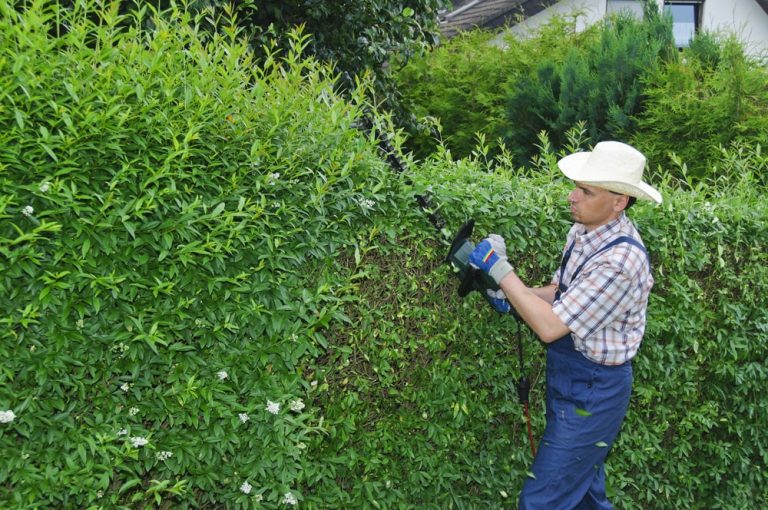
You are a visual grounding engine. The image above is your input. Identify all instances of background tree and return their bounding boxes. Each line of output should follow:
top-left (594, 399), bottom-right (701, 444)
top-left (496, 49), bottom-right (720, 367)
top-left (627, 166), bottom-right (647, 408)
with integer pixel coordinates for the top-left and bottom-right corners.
top-left (234, 0), bottom-right (449, 95)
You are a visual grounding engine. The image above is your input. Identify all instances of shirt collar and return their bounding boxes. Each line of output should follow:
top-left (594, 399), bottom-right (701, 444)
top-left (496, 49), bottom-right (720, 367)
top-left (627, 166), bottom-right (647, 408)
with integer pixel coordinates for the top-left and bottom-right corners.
top-left (573, 213), bottom-right (627, 251)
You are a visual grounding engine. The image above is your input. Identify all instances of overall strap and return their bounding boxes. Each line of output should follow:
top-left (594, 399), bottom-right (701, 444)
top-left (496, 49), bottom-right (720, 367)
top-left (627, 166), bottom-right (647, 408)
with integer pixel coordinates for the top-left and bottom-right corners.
top-left (557, 236), bottom-right (648, 297)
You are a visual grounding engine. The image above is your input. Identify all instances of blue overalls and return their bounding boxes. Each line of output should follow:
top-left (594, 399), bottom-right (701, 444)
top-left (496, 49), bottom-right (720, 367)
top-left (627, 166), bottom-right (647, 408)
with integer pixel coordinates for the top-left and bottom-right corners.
top-left (519, 236), bottom-right (648, 510)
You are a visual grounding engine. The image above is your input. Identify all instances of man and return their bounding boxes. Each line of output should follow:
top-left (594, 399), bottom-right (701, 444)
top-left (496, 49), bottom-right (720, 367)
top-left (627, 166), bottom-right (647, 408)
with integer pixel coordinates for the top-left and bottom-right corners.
top-left (468, 141), bottom-right (662, 509)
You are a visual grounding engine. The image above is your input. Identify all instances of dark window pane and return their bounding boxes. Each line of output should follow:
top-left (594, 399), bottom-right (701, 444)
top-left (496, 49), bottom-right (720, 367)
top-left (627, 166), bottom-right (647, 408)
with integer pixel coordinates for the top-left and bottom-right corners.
top-left (665, 4), bottom-right (697, 47)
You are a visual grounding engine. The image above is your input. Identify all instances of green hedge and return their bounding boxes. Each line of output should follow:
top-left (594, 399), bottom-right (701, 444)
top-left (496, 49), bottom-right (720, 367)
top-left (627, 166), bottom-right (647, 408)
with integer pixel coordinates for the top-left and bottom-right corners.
top-left (0, 2), bottom-right (404, 507)
top-left (1, 2), bottom-right (767, 509)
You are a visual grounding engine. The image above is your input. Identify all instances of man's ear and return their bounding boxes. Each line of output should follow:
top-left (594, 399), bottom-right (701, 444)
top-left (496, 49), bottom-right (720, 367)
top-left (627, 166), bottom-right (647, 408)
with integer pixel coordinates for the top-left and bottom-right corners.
top-left (613, 194), bottom-right (630, 212)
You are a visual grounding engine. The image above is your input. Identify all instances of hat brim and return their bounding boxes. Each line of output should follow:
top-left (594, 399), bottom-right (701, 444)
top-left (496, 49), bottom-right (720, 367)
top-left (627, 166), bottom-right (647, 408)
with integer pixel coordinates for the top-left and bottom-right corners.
top-left (558, 152), bottom-right (662, 204)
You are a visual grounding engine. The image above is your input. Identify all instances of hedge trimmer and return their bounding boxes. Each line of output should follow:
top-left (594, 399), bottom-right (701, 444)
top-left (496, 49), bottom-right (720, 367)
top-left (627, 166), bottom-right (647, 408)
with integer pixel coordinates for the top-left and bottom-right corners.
top-left (444, 218), bottom-right (536, 457)
top-left (358, 112), bottom-right (537, 457)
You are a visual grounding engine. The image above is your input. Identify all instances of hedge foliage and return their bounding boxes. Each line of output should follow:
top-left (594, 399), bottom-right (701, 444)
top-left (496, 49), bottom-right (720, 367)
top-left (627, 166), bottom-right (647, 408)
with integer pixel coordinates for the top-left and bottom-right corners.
top-left (1, 2), bottom-right (767, 509)
top-left (1, 2), bottom-right (406, 507)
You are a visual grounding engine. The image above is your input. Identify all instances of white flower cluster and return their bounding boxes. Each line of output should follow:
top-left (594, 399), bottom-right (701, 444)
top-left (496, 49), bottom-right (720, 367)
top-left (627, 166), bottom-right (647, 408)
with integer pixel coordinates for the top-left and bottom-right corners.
top-left (128, 407), bottom-right (139, 416)
top-left (120, 382), bottom-right (131, 392)
top-left (40, 182), bottom-right (50, 193)
top-left (0, 410), bottom-right (16, 423)
top-left (263, 398), bottom-right (306, 415)
top-left (156, 450), bottom-right (173, 461)
top-left (239, 481), bottom-right (267, 501)
top-left (282, 492), bottom-right (298, 506)
top-left (357, 197), bottom-right (376, 210)
top-left (131, 436), bottom-right (148, 448)
top-left (22, 205), bottom-right (34, 217)
top-left (217, 370), bottom-right (229, 380)
top-left (238, 413), bottom-right (250, 423)
top-left (265, 400), bottom-right (280, 415)
top-left (240, 480), bottom-right (299, 506)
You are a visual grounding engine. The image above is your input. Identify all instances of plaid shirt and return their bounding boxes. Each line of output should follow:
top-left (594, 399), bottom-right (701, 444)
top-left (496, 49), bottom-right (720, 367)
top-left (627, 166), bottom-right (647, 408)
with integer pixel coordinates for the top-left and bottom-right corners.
top-left (551, 213), bottom-right (653, 365)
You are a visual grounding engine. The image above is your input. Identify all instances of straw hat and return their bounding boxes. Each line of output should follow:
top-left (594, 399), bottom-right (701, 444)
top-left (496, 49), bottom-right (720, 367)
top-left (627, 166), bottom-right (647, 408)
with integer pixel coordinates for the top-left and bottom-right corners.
top-left (557, 141), bottom-right (662, 204)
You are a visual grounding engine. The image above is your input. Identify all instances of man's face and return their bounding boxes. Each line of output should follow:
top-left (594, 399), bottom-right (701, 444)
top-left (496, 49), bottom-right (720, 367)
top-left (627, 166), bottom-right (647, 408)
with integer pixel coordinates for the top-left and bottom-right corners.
top-left (568, 182), bottom-right (626, 231)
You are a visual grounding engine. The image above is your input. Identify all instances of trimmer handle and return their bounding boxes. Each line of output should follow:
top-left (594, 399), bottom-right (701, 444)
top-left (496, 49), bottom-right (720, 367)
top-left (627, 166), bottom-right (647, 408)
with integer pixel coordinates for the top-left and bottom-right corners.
top-left (457, 265), bottom-right (480, 297)
top-left (446, 219), bottom-right (502, 300)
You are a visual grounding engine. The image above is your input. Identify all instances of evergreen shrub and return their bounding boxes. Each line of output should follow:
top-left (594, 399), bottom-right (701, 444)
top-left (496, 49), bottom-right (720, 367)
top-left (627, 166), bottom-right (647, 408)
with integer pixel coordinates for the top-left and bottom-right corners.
top-left (504, 7), bottom-right (674, 165)
top-left (1, 2), bottom-right (767, 509)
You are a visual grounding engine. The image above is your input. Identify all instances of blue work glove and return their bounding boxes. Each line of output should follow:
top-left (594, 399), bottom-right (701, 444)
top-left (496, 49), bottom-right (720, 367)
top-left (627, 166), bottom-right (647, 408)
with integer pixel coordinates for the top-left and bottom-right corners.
top-left (468, 234), bottom-right (514, 285)
top-left (485, 288), bottom-right (512, 314)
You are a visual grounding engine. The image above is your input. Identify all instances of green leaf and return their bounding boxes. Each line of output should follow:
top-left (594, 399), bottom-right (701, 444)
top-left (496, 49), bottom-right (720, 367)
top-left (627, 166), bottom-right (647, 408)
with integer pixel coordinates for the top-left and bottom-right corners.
top-left (15, 109), bottom-right (25, 129)
top-left (119, 478), bottom-right (142, 494)
top-left (212, 202), bottom-right (225, 217)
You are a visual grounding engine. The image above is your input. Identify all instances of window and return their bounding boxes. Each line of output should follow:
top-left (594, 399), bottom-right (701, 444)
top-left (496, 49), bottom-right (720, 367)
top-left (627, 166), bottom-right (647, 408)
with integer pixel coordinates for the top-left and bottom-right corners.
top-left (664, 1), bottom-right (704, 48)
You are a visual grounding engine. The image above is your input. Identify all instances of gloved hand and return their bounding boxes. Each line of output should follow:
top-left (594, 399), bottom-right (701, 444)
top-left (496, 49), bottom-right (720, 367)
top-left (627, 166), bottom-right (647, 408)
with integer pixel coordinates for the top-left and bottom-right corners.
top-left (468, 234), bottom-right (514, 285)
top-left (487, 234), bottom-right (507, 260)
top-left (486, 288), bottom-right (512, 314)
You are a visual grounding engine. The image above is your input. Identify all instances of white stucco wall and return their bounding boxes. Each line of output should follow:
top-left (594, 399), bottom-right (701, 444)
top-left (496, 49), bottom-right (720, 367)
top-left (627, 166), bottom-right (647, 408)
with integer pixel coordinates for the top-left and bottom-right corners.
top-left (496, 0), bottom-right (768, 60)
top-left (504, 0), bottom-right (605, 37)
top-left (701, 0), bottom-right (768, 58)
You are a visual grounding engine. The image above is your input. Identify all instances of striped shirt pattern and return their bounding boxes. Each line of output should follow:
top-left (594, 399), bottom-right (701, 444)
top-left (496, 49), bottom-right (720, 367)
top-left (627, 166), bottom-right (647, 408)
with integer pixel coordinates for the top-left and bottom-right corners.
top-left (551, 213), bottom-right (654, 365)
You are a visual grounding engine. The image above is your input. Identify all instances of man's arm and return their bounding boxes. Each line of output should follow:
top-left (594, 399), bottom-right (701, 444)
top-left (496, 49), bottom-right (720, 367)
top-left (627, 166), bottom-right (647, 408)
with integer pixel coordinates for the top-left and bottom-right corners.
top-left (529, 283), bottom-right (557, 304)
top-left (467, 237), bottom-right (569, 342)
top-left (499, 275), bottom-right (569, 343)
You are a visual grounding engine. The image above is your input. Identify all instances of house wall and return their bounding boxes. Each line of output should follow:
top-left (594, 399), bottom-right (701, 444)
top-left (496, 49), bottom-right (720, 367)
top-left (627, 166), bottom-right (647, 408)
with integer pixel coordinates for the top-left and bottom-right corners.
top-left (702, 0), bottom-right (768, 58)
top-left (503, 0), bottom-right (606, 36)
top-left (497, 0), bottom-right (768, 60)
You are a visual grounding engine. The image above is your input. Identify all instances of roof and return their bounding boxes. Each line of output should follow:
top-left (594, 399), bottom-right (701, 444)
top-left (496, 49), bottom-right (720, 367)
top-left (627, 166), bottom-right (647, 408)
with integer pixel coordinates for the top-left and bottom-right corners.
top-left (439, 0), bottom-right (559, 38)
top-left (757, 0), bottom-right (768, 16)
